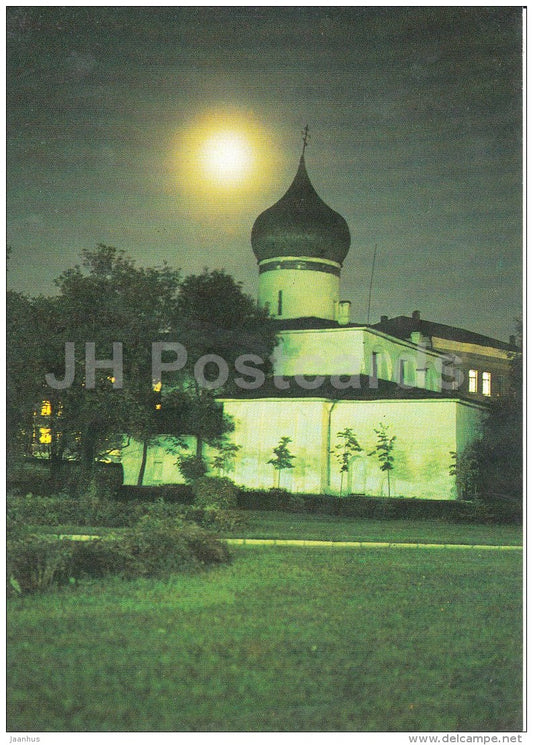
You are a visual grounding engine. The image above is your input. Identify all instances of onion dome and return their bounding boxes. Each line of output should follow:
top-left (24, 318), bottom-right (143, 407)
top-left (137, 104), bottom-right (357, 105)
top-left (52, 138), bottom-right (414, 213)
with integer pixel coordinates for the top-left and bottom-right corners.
top-left (251, 154), bottom-right (351, 264)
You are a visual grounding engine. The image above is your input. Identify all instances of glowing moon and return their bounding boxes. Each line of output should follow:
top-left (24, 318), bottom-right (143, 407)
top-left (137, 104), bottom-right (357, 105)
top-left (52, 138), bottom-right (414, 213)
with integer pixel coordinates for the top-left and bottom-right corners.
top-left (200, 131), bottom-right (254, 185)
top-left (176, 111), bottom-right (279, 211)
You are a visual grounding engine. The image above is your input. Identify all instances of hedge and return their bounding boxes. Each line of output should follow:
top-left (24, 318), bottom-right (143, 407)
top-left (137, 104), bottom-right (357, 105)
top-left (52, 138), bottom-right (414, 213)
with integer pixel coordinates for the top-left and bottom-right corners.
top-left (236, 489), bottom-right (522, 525)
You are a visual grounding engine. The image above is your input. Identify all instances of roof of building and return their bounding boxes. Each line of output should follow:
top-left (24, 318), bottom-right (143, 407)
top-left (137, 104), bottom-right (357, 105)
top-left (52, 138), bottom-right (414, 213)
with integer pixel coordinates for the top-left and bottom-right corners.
top-left (271, 316), bottom-right (359, 331)
top-left (251, 154), bottom-right (351, 264)
top-left (372, 314), bottom-right (518, 352)
top-left (219, 375), bottom-right (484, 404)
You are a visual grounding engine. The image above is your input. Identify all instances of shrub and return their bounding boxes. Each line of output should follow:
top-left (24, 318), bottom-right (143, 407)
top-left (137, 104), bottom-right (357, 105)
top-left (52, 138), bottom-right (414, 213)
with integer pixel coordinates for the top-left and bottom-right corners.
top-left (183, 505), bottom-right (248, 533)
top-left (68, 538), bottom-right (128, 579)
top-left (118, 516), bottom-right (231, 578)
top-left (7, 537), bottom-right (73, 595)
top-left (192, 477), bottom-right (239, 510)
top-left (7, 518), bottom-right (231, 594)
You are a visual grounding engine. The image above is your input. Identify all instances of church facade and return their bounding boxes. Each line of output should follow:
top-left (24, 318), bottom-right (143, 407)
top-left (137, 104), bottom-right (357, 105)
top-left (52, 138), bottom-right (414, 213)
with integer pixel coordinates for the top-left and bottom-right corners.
top-left (121, 148), bottom-right (515, 499)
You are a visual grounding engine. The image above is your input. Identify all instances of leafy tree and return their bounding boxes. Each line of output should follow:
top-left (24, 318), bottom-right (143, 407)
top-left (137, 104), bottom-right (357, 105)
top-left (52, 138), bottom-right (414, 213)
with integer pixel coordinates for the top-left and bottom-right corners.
top-left (455, 321), bottom-right (523, 503)
top-left (268, 436), bottom-right (296, 489)
top-left (7, 245), bottom-right (182, 491)
top-left (368, 422), bottom-right (396, 497)
top-left (333, 427), bottom-right (363, 496)
top-left (449, 450), bottom-right (481, 500)
top-left (211, 438), bottom-right (241, 477)
top-left (176, 453), bottom-right (207, 483)
top-left (168, 269), bottom-right (277, 466)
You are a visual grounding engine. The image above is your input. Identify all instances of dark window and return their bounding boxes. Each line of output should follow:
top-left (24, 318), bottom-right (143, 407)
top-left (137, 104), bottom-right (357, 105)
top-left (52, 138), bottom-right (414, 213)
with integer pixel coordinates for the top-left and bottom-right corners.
top-left (277, 290), bottom-right (283, 316)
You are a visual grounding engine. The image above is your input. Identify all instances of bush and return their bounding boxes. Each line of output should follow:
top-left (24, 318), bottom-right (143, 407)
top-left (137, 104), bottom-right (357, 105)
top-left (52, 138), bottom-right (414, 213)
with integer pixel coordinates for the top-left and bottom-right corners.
top-left (192, 477), bottom-right (239, 510)
top-left (115, 516), bottom-right (231, 578)
top-left (236, 489), bottom-right (521, 524)
top-left (6, 493), bottom-right (188, 529)
top-left (7, 518), bottom-right (232, 594)
top-left (183, 505), bottom-right (248, 533)
top-left (7, 537), bottom-right (74, 595)
top-left (115, 484), bottom-right (193, 503)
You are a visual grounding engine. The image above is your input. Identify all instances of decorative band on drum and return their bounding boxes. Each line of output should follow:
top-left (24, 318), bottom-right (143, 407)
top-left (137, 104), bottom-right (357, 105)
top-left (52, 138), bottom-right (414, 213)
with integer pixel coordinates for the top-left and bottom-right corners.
top-left (259, 260), bottom-right (340, 277)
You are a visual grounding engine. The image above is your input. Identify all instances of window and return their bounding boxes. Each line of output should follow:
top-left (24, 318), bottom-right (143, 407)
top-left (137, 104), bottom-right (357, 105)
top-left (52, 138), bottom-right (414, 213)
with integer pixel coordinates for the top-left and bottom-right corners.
top-left (39, 427), bottom-right (52, 444)
top-left (40, 401), bottom-right (52, 416)
top-left (482, 371), bottom-right (491, 396)
top-left (497, 375), bottom-right (505, 396)
top-left (371, 352), bottom-right (379, 380)
top-left (277, 290), bottom-right (283, 316)
top-left (468, 369), bottom-right (478, 393)
top-left (398, 359), bottom-right (407, 386)
top-left (152, 461), bottom-right (163, 482)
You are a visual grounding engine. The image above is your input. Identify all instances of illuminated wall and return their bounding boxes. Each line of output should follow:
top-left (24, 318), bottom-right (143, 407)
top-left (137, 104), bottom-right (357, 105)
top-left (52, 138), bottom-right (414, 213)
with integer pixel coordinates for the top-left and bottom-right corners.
top-left (121, 397), bottom-right (485, 499)
top-left (258, 258), bottom-right (340, 321)
top-left (273, 327), bottom-right (443, 390)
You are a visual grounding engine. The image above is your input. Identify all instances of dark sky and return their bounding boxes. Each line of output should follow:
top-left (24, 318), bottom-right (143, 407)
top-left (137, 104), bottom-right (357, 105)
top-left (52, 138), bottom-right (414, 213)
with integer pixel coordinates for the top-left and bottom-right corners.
top-left (7, 6), bottom-right (522, 342)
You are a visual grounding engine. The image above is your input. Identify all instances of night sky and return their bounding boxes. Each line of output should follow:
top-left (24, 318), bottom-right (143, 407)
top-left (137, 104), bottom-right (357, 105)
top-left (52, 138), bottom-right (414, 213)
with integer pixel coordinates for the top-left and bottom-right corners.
top-left (7, 6), bottom-right (522, 342)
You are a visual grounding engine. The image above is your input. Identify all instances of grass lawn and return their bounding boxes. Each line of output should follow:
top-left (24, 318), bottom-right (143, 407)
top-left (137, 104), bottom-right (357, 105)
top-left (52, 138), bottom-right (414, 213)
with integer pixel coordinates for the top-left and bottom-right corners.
top-left (226, 510), bottom-right (523, 546)
top-left (7, 546), bottom-right (522, 732)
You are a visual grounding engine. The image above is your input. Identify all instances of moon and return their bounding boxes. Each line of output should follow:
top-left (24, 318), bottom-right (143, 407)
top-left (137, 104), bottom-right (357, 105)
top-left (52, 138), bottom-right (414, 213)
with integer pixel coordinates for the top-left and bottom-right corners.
top-left (200, 131), bottom-right (254, 185)
top-left (176, 111), bottom-right (278, 210)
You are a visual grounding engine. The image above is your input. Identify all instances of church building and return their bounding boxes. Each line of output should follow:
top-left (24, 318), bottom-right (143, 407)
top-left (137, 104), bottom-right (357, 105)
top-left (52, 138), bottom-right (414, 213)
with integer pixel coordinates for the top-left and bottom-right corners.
top-left (121, 142), bottom-right (516, 499)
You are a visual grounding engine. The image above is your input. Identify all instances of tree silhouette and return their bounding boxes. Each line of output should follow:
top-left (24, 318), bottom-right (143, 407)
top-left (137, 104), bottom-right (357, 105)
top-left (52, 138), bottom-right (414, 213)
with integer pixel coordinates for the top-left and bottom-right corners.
top-left (368, 422), bottom-right (396, 497)
top-left (268, 436), bottom-right (296, 489)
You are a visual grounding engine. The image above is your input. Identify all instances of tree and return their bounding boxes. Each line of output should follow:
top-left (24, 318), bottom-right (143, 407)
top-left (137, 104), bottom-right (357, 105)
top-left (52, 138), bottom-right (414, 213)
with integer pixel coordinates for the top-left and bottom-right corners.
top-left (368, 422), bottom-right (396, 497)
top-left (455, 321), bottom-right (523, 503)
top-left (8, 245), bottom-right (183, 491)
top-left (169, 269), bottom-right (277, 467)
top-left (449, 450), bottom-right (481, 500)
top-left (268, 436), bottom-right (296, 489)
top-left (333, 427), bottom-right (363, 497)
top-left (211, 438), bottom-right (241, 477)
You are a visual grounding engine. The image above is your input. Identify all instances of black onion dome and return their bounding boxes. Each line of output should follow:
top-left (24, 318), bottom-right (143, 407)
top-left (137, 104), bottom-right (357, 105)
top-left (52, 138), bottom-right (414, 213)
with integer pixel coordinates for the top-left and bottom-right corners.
top-left (251, 155), bottom-right (351, 264)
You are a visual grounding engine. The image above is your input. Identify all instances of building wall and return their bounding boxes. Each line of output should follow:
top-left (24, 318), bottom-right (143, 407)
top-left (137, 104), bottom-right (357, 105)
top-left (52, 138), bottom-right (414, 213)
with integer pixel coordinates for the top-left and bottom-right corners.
top-left (221, 398), bottom-right (480, 499)
top-left (273, 327), bottom-right (443, 391)
top-left (432, 337), bottom-right (512, 400)
top-left (258, 261), bottom-right (340, 320)
top-left (121, 397), bottom-right (486, 500)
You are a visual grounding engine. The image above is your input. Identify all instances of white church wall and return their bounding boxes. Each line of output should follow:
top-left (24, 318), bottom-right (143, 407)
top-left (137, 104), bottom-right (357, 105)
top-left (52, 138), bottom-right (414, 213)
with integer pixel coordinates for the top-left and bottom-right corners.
top-left (121, 435), bottom-right (194, 486)
top-left (224, 398), bottom-right (327, 492)
top-left (361, 329), bottom-right (444, 391)
top-left (328, 400), bottom-right (460, 499)
top-left (120, 397), bottom-right (485, 501)
top-left (273, 328), bottom-right (364, 378)
top-left (272, 327), bottom-right (444, 392)
top-left (221, 397), bottom-right (485, 499)
top-left (258, 263), bottom-right (340, 320)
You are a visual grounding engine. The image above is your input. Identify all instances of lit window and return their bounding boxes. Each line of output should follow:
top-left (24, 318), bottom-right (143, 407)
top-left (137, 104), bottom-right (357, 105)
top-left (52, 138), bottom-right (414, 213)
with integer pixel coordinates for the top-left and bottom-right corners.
top-left (39, 427), bottom-right (52, 444)
top-left (40, 401), bottom-right (52, 416)
top-left (482, 372), bottom-right (491, 396)
top-left (152, 380), bottom-right (162, 392)
top-left (468, 369), bottom-right (478, 393)
top-left (155, 403), bottom-right (162, 410)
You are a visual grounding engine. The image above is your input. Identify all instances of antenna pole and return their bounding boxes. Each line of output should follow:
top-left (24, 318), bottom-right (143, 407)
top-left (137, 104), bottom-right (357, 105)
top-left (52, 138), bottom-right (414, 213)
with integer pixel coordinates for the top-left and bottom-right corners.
top-left (366, 243), bottom-right (377, 325)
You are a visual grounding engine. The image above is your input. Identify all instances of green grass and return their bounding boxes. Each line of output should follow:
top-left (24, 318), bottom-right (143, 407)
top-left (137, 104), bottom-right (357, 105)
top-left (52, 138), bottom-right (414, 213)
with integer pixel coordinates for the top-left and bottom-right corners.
top-left (7, 546), bottom-right (522, 732)
top-left (227, 510), bottom-right (523, 546)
